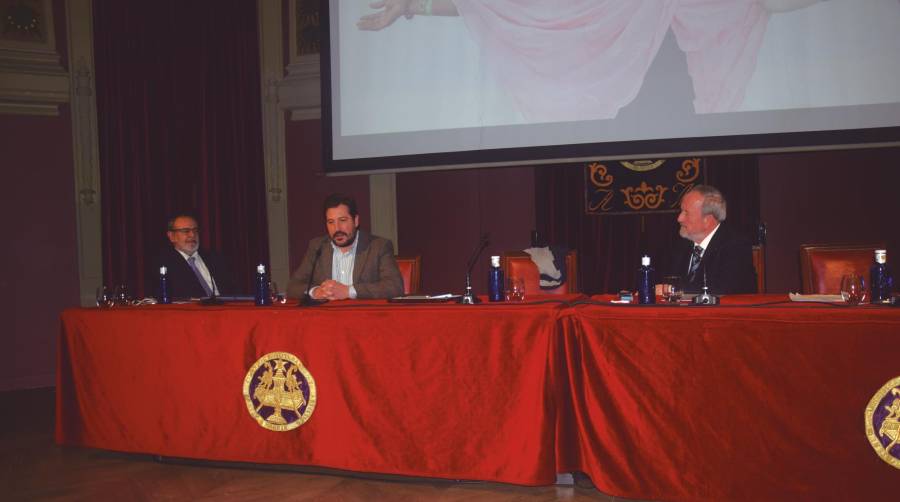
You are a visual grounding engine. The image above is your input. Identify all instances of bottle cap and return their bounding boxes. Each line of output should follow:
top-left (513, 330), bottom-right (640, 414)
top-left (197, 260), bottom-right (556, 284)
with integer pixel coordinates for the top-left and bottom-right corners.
top-left (159, 266), bottom-right (167, 275)
top-left (641, 255), bottom-right (651, 267)
top-left (257, 264), bottom-right (266, 274)
top-left (491, 255), bottom-right (500, 267)
top-left (875, 249), bottom-right (887, 264)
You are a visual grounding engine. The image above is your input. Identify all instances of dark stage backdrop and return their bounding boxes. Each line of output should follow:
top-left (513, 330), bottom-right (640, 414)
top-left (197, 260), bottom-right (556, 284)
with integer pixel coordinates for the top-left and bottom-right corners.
top-left (93, 0), bottom-right (268, 297)
top-left (536, 156), bottom-right (760, 294)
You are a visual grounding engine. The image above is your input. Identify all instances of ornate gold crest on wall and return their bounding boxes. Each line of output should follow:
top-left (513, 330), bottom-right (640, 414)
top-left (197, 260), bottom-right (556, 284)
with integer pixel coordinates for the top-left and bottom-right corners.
top-left (864, 375), bottom-right (900, 469)
top-left (584, 157), bottom-right (704, 215)
top-left (243, 352), bottom-right (317, 431)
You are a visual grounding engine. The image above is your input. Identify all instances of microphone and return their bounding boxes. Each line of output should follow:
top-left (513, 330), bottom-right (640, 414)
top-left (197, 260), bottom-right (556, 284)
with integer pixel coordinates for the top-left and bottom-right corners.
top-left (692, 267), bottom-right (719, 305)
top-left (459, 233), bottom-right (490, 305)
top-left (298, 242), bottom-right (328, 307)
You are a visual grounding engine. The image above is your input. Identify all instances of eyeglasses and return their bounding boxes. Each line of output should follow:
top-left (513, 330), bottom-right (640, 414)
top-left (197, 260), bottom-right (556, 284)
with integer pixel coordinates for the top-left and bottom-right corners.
top-left (170, 227), bottom-right (199, 235)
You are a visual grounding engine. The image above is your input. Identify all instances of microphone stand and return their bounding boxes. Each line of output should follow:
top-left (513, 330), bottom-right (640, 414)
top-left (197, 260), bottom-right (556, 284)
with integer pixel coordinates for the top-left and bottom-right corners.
top-left (692, 268), bottom-right (719, 305)
top-left (459, 234), bottom-right (490, 305)
top-left (298, 245), bottom-right (328, 307)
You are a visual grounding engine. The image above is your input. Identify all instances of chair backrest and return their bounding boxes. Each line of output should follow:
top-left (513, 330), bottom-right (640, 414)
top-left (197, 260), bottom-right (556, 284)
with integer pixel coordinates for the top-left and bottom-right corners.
top-left (799, 243), bottom-right (883, 294)
top-left (752, 244), bottom-right (766, 294)
top-left (395, 255), bottom-right (422, 295)
top-left (500, 250), bottom-right (579, 295)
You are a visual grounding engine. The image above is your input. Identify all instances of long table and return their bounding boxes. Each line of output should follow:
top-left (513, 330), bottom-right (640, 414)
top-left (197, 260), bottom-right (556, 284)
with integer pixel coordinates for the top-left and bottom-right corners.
top-left (561, 297), bottom-right (900, 501)
top-left (56, 296), bottom-right (900, 500)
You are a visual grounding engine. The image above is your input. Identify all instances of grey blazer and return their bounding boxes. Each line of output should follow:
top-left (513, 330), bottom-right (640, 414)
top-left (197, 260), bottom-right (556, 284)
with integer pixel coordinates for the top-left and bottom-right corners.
top-left (286, 230), bottom-right (404, 299)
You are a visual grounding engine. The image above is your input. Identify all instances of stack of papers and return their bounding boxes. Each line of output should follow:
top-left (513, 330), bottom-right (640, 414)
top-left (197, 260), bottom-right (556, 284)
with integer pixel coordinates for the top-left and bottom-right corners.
top-left (389, 294), bottom-right (461, 303)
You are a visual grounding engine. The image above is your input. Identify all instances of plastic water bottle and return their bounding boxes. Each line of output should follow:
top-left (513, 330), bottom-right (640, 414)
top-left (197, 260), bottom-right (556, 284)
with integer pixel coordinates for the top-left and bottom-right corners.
top-left (637, 255), bottom-right (656, 304)
top-left (255, 264), bottom-right (271, 306)
top-left (870, 249), bottom-right (894, 304)
top-left (488, 255), bottom-right (504, 302)
top-left (158, 266), bottom-right (170, 304)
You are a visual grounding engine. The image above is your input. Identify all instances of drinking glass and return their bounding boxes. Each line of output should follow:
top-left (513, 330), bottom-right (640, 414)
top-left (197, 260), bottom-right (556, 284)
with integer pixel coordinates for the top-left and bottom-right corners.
top-left (506, 277), bottom-right (526, 302)
top-left (662, 275), bottom-right (683, 303)
top-left (269, 281), bottom-right (286, 305)
top-left (95, 286), bottom-right (114, 308)
top-left (840, 273), bottom-right (867, 306)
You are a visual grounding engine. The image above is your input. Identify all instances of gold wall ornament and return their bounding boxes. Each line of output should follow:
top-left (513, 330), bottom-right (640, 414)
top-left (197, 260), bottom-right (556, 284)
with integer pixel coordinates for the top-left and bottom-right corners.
top-left (243, 352), bottom-right (317, 431)
top-left (621, 159), bottom-right (665, 172)
top-left (669, 158), bottom-right (702, 209)
top-left (584, 157), bottom-right (705, 215)
top-left (864, 376), bottom-right (900, 469)
top-left (620, 182), bottom-right (668, 210)
top-left (588, 162), bottom-right (613, 188)
top-left (676, 158), bottom-right (701, 183)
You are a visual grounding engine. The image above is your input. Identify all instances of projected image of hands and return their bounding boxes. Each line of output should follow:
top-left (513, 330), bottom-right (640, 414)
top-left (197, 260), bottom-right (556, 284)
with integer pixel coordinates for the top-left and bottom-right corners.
top-left (356, 0), bottom-right (458, 31)
top-left (338, 0), bottom-right (900, 143)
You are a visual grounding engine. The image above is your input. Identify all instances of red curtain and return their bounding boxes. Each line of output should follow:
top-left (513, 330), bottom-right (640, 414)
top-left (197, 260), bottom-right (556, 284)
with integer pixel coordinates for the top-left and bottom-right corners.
top-left (536, 156), bottom-right (760, 294)
top-left (93, 0), bottom-right (269, 296)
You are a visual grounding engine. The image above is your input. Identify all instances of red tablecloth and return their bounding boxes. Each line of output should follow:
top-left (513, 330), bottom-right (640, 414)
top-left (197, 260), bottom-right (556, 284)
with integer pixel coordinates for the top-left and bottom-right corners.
top-left (57, 295), bottom-right (900, 500)
top-left (56, 298), bottom-right (574, 485)
top-left (560, 295), bottom-right (900, 501)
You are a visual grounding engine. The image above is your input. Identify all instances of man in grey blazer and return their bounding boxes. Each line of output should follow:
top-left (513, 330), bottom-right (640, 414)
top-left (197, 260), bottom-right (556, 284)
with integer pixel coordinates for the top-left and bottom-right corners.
top-left (287, 193), bottom-right (403, 300)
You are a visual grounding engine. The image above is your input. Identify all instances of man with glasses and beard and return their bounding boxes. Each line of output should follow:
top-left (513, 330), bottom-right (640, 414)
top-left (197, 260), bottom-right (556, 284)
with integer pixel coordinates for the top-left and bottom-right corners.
top-left (287, 193), bottom-right (404, 300)
top-left (147, 213), bottom-right (235, 299)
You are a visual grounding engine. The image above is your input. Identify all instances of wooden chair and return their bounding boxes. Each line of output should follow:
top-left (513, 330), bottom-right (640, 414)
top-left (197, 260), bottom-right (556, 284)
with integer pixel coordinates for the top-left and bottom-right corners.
top-left (500, 250), bottom-right (579, 295)
top-left (395, 255), bottom-right (422, 295)
top-left (799, 243), bottom-right (884, 294)
top-left (752, 244), bottom-right (766, 294)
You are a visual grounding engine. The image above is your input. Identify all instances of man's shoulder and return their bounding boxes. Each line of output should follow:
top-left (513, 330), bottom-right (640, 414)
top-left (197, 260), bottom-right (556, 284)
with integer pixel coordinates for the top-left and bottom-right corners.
top-left (199, 249), bottom-right (229, 265)
top-left (711, 223), bottom-right (751, 248)
top-left (362, 232), bottom-right (395, 251)
top-left (308, 235), bottom-right (330, 247)
top-left (152, 246), bottom-right (182, 264)
top-left (367, 233), bottom-right (393, 244)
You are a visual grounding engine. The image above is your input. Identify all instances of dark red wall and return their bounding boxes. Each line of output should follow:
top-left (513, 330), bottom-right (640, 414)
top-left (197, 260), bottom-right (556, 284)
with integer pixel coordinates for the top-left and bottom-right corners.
top-left (0, 0), bottom-right (77, 390)
top-left (397, 167), bottom-right (536, 294)
top-left (0, 108), bottom-right (79, 390)
top-left (759, 147), bottom-right (900, 293)
top-left (284, 118), bottom-right (370, 272)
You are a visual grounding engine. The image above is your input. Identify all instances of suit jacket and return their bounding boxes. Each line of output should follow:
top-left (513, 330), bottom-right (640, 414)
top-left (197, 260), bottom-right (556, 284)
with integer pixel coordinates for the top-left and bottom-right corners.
top-left (147, 246), bottom-right (236, 299)
top-left (286, 231), bottom-right (403, 300)
top-left (666, 223), bottom-right (757, 295)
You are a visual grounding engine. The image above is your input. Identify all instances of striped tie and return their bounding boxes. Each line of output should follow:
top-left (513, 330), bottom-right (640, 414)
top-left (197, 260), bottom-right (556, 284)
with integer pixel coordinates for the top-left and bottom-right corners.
top-left (187, 256), bottom-right (213, 297)
top-left (687, 245), bottom-right (703, 282)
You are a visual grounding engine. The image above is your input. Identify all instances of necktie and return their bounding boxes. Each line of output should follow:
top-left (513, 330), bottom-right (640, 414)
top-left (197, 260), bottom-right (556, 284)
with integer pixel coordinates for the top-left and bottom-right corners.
top-left (688, 245), bottom-right (704, 282)
top-left (187, 256), bottom-right (214, 297)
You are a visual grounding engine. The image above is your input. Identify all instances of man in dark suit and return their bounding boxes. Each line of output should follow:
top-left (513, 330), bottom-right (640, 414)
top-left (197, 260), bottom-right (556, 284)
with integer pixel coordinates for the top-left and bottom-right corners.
top-left (287, 194), bottom-right (403, 300)
top-left (146, 213), bottom-right (235, 299)
top-left (666, 185), bottom-right (756, 294)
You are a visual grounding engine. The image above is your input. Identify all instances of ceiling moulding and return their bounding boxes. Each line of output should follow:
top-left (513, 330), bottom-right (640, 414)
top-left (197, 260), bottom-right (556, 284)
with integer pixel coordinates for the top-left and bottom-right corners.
top-left (281, 1), bottom-right (320, 121)
top-left (0, 0), bottom-right (69, 115)
top-left (280, 54), bottom-right (320, 121)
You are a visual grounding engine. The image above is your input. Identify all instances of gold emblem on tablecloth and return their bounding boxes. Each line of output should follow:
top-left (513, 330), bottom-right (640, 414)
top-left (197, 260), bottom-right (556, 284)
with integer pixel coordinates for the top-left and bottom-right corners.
top-left (864, 375), bottom-right (900, 469)
top-left (243, 352), bottom-right (317, 431)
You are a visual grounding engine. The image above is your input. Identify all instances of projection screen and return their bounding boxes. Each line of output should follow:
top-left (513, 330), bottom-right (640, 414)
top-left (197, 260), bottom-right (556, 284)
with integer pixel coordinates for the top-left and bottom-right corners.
top-left (323, 0), bottom-right (900, 174)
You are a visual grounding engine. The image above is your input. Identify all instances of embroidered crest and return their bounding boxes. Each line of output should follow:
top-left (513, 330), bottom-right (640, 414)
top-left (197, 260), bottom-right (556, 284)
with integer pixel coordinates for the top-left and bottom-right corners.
top-left (865, 376), bottom-right (900, 469)
top-left (243, 352), bottom-right (316, 431)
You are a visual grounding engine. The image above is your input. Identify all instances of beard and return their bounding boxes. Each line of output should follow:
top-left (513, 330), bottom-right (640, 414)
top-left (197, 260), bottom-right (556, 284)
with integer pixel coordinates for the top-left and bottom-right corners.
top-left (679, 226), bottom-right (700, 242)
top-left (330, 228), bottom-right (358, 248)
